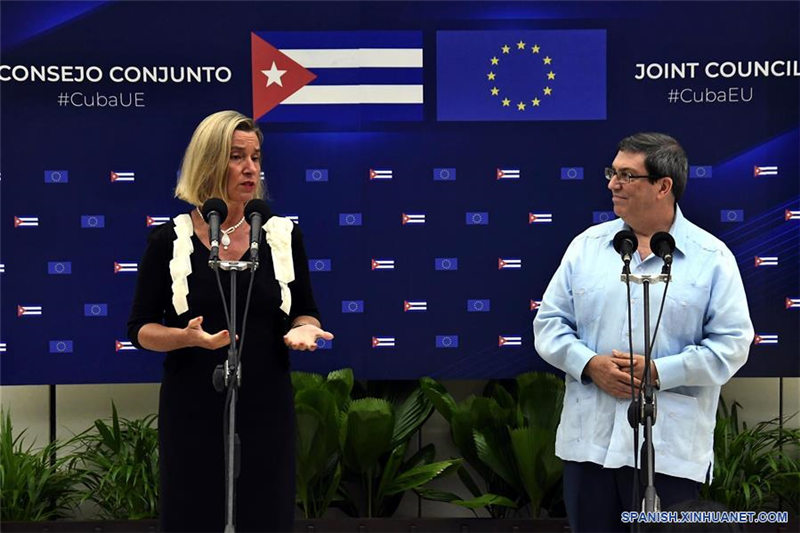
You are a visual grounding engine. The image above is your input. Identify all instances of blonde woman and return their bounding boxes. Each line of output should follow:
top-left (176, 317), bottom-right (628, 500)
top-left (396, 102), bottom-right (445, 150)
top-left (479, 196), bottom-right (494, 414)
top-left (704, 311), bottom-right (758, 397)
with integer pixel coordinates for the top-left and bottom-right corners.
top-left (128, 110), bottom-right (332, 531)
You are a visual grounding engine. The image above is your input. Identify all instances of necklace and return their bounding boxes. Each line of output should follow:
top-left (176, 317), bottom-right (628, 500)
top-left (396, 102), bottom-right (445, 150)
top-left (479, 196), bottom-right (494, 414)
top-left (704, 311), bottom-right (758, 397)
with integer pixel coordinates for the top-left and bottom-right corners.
top-left (196, 207), bottom-right (245, 250)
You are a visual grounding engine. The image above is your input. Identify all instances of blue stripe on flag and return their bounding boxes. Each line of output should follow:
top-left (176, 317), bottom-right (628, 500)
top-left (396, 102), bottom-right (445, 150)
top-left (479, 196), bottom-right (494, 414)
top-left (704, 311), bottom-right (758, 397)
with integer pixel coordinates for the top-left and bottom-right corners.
top-left (254, 31), bottom-right (423, 49)
top-left (263, 104), bottom-right (422, 122)
top-left (306, 68), bottom-right (423, 85)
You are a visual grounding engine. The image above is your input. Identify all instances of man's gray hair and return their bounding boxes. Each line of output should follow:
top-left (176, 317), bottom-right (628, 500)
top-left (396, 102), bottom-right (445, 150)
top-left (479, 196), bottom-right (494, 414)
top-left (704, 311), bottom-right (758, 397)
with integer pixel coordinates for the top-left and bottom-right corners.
top-left (617, 132), bottom-right (688, 203)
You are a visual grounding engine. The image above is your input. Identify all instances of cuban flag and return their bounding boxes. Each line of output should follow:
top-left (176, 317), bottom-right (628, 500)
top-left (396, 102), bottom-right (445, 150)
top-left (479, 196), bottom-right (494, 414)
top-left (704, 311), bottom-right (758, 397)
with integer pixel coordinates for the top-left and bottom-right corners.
top-left (369, 169), bottom-right (393, 180)
top-left (0, 342), bottom-right (6, 353)
top-left (403, 300), bottom-right (427, 312)
top-left (371, 259), bottom-right (395, 270)
top-left (753, 165), bottom-right (778, 177)
top-left (146, 216), bottom-right (171, 227)
top-left (498, 258), bottom-right (522, 270)
top-left (285, 215), bottom-right (300, 224)
top-left (785, 297), bottom-right (800, 309)
top-left (115, 340), bottom-right (138, 351)
top-left (496, 168), bottom-right (520, 180)
top-left (251, 31), bottom-right (423, 122)
top-left (402, 213), bottom-right (426, 225)
top-left (498, 335), bottom-right (523, 347)
top-left (754, 256), bottom-right (778, 267)
top-left (110, 171), bottom-right (135, 182)
top-left (14, 216), bottom-right (39, 227)
top-left (785, 209), bottom-right (800, 221)
top-left (17, 305), bottom-right (42, 317)
top-left (372, 336), bottom-right (396, 348)
top-left (114, 262), bottom-right (138, 273)
top-left (753, 334), bottom-right (778, 345)
top-left (530, 299), bottom-right (542, 311)
top-left (0, 263), bottom-right (5, 273)
top-left (529, 212), bottom-right (553, 223)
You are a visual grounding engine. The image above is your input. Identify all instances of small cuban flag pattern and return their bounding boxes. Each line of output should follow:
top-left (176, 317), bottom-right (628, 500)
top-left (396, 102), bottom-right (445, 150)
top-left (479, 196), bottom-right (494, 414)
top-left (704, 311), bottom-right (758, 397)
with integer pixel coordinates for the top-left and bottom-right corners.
top-left (114, 262), bottom-right (138, 273)
top-left (753, 165), bottom-right (778, 177)
top-left (498, 335), bottom-right (523, 347)
top-left (115, 340), bottom-right (138, 351)
top-left (371, 259), bottom-right (395, 270)
top-left (110, 171), bottom-right (135, 182)
top-left (372, 336), bottom-right (396, 348)
top-left (498, 258), bottom-right (522, 269)
top-left (369, 169), bottom-right (393, 180)
top-left (146, 216), bottom-right (171, 227)
top-left (403, 300), bottom-right (427, 312)
top-left (753, 334), bottom-right (778, 345)
top-left (754, 256), bottom-right (778, 267)
top-left (496, 168), bottom-right (520, 180)
top-left (529, 212), bottom-right (553, 223)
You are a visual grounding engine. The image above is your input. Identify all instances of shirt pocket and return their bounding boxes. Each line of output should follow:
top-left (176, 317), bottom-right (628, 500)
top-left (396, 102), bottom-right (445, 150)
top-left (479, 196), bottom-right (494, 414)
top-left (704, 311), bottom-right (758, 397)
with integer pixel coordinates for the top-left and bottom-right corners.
top-left (653, 391), bottom-right (698, 461)
top-left (573, 273), bottom-right (604, 332)
top-left (662, 282), bottom-right (708, 343)
top-left (560, 379), bottom-right (599, 443)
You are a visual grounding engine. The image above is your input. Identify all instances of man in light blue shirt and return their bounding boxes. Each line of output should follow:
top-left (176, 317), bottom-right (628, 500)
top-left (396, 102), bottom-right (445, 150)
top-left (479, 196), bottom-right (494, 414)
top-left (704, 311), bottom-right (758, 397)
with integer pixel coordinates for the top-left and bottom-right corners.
top-left (533, 133), bottom-right (753, 532)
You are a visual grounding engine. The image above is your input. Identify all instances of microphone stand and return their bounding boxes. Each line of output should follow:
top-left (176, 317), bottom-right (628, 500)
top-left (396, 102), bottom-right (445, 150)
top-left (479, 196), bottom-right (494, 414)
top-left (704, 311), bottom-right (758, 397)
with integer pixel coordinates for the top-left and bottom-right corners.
top-left (621, 271), bottom-right (670, 513)
top-left (210, 258), bottom-right (258, 533)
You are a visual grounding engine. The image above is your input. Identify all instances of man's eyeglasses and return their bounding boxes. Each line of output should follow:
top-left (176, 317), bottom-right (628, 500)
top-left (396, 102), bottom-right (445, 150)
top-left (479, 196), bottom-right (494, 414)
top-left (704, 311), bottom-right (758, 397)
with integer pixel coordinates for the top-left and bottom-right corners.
top-left (604, 167), bottom-right (660, 184)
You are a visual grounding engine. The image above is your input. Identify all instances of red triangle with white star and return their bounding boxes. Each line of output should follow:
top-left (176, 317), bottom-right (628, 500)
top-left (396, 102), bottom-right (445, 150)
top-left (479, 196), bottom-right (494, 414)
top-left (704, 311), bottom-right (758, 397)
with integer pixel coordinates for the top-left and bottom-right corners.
top-left (251, 33), bottom-right (317, 120)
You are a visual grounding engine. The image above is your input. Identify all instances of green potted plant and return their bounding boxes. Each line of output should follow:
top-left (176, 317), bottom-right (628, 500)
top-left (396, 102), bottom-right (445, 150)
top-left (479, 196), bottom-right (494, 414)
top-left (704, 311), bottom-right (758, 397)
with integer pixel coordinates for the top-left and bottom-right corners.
top-left (0, 410), bottom-right (81, 521)
top-left (702, 397), bottom-right (800, 513)
top-left (419, 371), bottom-right (565, 518)
top-left (69, 403), bottom-right (159, 520)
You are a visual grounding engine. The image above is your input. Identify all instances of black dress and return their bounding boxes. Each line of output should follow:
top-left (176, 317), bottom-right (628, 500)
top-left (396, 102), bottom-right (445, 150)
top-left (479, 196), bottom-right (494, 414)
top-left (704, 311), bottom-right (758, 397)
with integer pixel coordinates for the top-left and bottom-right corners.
top-left (127, 216), bottom-right (319, 532)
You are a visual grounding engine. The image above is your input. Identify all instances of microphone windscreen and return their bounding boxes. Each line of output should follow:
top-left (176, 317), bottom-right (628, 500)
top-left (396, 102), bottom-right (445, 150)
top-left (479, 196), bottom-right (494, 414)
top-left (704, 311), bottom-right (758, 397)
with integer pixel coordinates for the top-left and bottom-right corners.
top-left (650, 232), bottom-right (676, 259)
top-left (244, 198), bottom-right (271, 222)
top-left (201, 198), bottom-right (228, 223)
top-left (613, 230), bottom-right (638, 254)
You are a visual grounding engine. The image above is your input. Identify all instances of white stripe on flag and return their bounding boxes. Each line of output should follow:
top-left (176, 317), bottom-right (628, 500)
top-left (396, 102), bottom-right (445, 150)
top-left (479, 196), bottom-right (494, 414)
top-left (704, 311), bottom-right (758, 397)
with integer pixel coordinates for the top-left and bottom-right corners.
top-left (283, 85), bottom-right (423, 105)
top-left (281, 48), bottom-right (423, 68)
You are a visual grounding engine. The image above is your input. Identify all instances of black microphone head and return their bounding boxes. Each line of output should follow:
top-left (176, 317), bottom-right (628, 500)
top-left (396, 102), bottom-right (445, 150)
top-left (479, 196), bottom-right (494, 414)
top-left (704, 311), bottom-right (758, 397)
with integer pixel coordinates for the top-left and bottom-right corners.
top-left (244, 198), bottom-right (271, 222)
top-left (613, 230), bottom-right (638, 255)
top-left (200, 198), bottom-right (228, 224)
top-left (650, 232), bottom-right (676, 260)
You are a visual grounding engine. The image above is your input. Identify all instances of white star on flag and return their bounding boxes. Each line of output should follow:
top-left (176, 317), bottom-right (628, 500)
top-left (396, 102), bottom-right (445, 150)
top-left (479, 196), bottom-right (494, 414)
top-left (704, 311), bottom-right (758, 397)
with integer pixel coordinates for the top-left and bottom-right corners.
top-left (262, 61), bottom-right (287, 87)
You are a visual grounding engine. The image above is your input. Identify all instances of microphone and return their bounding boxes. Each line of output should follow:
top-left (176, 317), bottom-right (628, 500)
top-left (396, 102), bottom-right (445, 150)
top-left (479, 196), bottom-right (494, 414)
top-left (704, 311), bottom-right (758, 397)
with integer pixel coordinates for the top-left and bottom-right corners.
top-left (244, 199), bottom-right (271, 265)
top-left (650, 232), bottom-right (676, 273)
top-left (613, 230), bottom-right (638, 270)
top-left (201, 198), bottom-right (228, 265)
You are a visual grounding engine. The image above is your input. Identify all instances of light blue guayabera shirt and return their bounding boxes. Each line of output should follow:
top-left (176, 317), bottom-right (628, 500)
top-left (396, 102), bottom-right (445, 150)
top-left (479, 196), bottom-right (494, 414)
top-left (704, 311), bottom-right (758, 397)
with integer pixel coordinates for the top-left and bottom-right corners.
top-left (533, 206), bottom-right (753, 483)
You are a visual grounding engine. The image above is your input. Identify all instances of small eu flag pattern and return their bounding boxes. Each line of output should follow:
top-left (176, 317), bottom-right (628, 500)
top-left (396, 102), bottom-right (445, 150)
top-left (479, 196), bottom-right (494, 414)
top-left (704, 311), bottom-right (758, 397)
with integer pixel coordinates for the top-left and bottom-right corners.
top-left (84, 303), bottom-right (108, 317)
top-left (44, 170), bottom-right (69, 183)
top-left (306, 169), bottom-right (329, 182)
top-left (467, 299), bottom-right (491, 312)
top-left (721, 209), bottom-right (744, 223)
top-left (81, 215), bottom-right (105, 228)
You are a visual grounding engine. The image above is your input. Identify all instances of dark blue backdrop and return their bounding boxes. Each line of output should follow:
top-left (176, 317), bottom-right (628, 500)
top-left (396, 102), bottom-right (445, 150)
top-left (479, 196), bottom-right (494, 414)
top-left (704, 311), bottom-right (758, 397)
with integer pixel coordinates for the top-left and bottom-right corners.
top-left (1, 1), bottom-right (798, 384)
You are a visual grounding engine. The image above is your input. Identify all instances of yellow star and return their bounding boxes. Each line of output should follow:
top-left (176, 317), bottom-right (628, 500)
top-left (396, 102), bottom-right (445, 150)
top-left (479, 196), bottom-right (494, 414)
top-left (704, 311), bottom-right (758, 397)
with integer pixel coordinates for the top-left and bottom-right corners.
top-left (502, 44), bottom-right (511, 54)
top-left (532, 98), bottom-right (541, 107)
top-left (517, 40), bottom-right (526, 50)
top-left (543, 56), bottom-right (552, 65)
top-left (491, 86), bottom-right (500, 96)
top-left (517, 101), bottom-right (526, 111)
top-left (547, 71), bottom-right (556, 80)
top-left (531, 44), bottom-right (540, 53)
top-left (490, 56), bottom-right (499, 65)
top-left (501, 97), bottom-right (511, 107)
top-left (543, 86), bottom-right (552, 96)
top-left (487, 71), bottom-right (496, 80)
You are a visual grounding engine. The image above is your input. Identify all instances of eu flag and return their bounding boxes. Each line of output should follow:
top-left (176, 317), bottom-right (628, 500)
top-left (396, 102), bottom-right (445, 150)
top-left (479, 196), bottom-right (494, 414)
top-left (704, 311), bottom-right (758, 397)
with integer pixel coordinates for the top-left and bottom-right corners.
top-left (437, 30), bottom-right (606, 121)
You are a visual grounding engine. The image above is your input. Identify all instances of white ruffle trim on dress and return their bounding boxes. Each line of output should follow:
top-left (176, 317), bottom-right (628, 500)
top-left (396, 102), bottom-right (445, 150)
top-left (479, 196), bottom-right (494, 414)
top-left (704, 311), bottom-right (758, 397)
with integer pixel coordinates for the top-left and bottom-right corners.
top-left (265, 216), bottom-right (295, 316)
top-left (169, 213), bottom-right (194, 315)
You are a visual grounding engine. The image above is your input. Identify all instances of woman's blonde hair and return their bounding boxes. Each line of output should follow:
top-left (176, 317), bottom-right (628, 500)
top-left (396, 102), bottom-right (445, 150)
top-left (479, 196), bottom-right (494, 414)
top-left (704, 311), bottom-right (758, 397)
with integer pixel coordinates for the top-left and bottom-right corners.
top-left (175, 110), bottom-right (265, 206)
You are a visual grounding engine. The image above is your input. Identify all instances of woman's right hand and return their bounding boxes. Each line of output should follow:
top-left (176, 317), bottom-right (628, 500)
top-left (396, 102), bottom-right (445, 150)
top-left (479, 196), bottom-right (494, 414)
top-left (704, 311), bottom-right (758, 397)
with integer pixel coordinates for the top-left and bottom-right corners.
top-left (184, 316), bottom-right (232, 350)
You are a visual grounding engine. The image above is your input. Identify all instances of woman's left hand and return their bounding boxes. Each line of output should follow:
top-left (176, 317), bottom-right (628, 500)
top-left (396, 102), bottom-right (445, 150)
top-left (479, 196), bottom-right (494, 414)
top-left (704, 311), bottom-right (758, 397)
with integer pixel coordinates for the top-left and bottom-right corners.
top-left (283, 324), bottom-right (335, 351)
